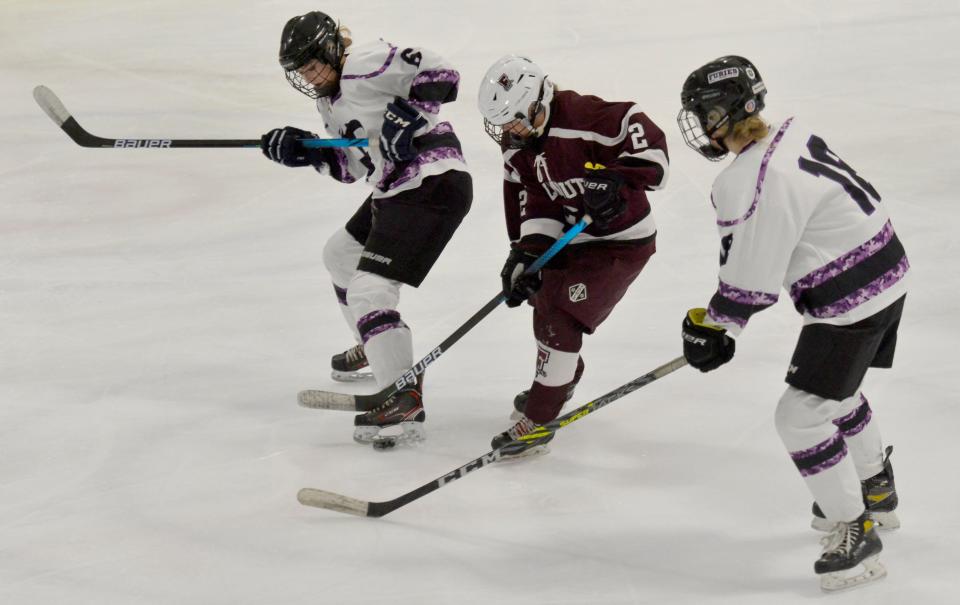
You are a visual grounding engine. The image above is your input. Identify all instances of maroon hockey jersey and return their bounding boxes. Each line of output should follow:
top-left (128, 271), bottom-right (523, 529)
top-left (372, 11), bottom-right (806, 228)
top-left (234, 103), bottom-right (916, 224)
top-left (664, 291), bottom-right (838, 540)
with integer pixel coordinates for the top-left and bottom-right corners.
top-left (502, 89), bottom-right (669, 244)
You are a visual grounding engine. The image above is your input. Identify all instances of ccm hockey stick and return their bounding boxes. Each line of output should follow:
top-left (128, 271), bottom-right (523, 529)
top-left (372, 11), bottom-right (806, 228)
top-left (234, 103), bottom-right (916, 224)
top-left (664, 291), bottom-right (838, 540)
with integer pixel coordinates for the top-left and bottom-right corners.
top-left (298, 356), bottom-right (688, 516)
top-left (298, 216), bottom-right (594, 412)
top-left (33, 85), bottom-right (367, 149)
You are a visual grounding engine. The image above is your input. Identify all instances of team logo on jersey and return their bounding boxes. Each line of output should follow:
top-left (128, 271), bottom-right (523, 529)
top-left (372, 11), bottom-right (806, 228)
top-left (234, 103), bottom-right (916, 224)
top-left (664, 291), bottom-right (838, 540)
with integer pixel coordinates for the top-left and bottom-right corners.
top-left (568, 283), bottom-right (588, 303)
top-left (707, 67), bottom-right (739, 84)
top-left (497, 73), bottom-right (514, 91)
top-left (534, 153), bottom-right (589, 201)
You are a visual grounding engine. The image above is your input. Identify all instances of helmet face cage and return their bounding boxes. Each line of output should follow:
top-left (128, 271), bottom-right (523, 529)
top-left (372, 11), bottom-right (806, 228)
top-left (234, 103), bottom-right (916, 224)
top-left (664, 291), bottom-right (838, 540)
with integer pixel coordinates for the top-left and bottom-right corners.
top-left (677, 96), bottom-right (733, 162)
top-left (677, 56), bottom-right (766, 161)
top-left (279, 12), bottom-right (344, 99)
top-left (284, 60), bottom-right (336, 99)
top-left (482, 77), bottom-right (549, 149)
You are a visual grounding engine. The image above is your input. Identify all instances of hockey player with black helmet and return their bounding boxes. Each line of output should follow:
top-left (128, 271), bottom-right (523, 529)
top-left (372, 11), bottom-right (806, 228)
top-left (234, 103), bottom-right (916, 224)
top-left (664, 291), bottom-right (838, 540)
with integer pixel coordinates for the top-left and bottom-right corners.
top-left (262, 11), bottom-right (472, 447)
top-left (676, 55), bottom-right (908, 591)
top-left (477, 55), bottom-right (669, 458)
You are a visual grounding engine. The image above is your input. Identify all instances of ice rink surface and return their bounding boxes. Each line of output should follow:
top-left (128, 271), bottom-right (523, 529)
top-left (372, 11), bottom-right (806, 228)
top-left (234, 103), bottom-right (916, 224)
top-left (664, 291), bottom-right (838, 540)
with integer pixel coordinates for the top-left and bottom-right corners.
top-left (2, 1), bottom-right (959, 603)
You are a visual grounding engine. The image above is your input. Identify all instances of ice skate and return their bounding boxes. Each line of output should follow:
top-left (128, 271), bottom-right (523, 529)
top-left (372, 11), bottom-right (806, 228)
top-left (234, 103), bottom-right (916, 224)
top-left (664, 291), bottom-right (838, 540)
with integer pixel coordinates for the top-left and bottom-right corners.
top-left (510, 356), bottom-right (585, 421)
top-left (510, 384), bottom-right (579, 421)
top-left (812, 446), bottom-right (899, 531)
top-left (491, 414), bottom-right (554, 460)
top-left (815, 512), bottom-right (886, 592)
top-left (353, 388), bottom-right (425, 449)
top-left (331, 344), bottom-right (372, 382)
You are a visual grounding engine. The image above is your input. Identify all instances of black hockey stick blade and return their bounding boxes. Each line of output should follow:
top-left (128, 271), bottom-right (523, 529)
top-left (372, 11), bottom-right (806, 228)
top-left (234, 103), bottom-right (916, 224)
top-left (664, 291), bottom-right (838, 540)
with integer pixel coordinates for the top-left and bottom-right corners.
top-left (297, 293), bottom-right (506, 412)
top-left (297, 356), bottom-right (688, 517)
top-left (296, 221), bottom-right (593, 412)
top-left (33, 85), bottom-right (366, 149)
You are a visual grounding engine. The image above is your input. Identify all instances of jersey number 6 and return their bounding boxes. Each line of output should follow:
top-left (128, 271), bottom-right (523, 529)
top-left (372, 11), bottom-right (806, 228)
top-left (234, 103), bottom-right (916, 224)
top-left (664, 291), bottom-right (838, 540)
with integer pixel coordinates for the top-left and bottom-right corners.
top-left (798, 135), bottom-right (881, 215)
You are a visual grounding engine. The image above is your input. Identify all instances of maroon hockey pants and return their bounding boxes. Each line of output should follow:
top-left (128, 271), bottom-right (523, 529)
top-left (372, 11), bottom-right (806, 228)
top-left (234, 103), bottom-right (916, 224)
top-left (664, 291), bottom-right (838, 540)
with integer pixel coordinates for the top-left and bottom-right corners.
top-left (523, 237), bottom-right (656, 423)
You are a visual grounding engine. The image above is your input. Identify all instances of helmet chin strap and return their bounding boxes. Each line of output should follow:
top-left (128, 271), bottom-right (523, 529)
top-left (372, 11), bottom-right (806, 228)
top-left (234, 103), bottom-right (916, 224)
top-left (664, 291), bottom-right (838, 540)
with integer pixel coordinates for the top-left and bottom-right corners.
top-left (699, 137), bottom-right (729, 160)
top-left (531, 102), bottom-right (551, 137)
top-left (699, 112), bottom-right (731, 159)
top-left (502, 102), bottom-right (551, 149)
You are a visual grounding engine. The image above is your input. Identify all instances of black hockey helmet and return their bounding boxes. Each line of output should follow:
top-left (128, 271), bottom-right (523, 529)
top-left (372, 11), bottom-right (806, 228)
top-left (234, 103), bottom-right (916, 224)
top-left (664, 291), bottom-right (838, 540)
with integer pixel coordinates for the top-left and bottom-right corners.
top-left (677, 55), bottom-right (766, 161)
top-left (278, 11), bottom-right (345, 98)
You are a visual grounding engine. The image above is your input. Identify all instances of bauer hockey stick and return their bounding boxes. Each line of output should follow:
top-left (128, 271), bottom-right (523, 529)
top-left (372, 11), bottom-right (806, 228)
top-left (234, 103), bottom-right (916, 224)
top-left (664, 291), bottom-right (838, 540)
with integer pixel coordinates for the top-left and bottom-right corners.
top-left (33, 85), bottom-right (367, 149)
top-left (297, 216), bottom-right (594, 412)
top-left (298, 355), bottom-right (688, 516)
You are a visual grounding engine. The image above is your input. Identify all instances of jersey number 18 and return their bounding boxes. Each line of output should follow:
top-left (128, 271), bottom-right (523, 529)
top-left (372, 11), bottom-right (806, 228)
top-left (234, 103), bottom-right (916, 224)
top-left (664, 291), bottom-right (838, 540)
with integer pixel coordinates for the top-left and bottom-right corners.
top-left (798, 135), bottom-right (881, 215)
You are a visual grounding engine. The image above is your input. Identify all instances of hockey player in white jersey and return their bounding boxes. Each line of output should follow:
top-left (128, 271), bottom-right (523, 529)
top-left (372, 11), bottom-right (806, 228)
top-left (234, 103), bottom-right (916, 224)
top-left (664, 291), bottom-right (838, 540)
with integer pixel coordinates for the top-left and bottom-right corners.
top-left (676, 56), bottom-right (907, 591)
top-left (260, 11), bottom-right (472, 446)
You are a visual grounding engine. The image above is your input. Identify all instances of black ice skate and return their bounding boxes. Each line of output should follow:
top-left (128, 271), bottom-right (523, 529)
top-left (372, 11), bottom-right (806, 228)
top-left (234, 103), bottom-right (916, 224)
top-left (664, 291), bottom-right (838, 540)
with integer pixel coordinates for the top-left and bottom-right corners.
top-left (815, 512), bottom-right (886, 592)
top-left (510, 384), bottom-right (578, 421)
top-left (511, 358), bottom-right (584, 420)
top-left (491, 415), bottom-right (554, 459)
top-left (331, 344), bottom-right (372, 382)
top-left (353, 388), bottom-right (425, 449)
top-left (812, 446), bottom-right (899, 531)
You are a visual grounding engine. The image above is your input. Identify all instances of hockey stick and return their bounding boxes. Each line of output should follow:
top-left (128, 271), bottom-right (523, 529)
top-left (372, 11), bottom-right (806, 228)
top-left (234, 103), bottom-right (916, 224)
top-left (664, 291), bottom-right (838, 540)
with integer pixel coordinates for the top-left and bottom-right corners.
top-left (298, 355), bottom-right (688, 516)
top-left (297, 216), bottom-right (594, 412)
top-left (33, 85), bottom-right (367, 149)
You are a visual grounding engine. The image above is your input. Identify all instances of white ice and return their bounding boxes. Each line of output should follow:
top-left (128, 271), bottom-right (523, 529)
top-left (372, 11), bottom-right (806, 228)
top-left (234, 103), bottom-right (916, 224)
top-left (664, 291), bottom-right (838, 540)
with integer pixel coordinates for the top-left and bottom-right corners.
top-left (2, 1), bottom-right (959, 603)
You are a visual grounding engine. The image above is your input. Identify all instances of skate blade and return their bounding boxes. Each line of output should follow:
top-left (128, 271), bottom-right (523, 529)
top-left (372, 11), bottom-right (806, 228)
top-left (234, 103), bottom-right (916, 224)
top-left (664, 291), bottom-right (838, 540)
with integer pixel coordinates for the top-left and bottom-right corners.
top-left (871, 510), bottom-right (900, 530)
top-left (819, 555), bottom-right (886, 592)
top-left (331, 369), bottom-right (373, 382)
top-left (812, 511), bottom-right (900, 532)
top-left (353, 421), bottom-right (425, 449)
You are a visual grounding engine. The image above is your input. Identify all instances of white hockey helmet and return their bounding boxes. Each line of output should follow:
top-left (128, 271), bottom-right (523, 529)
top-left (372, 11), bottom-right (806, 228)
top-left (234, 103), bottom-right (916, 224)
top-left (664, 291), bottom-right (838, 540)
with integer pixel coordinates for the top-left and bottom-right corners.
top-left (477, 55), bottom-right (554, 148)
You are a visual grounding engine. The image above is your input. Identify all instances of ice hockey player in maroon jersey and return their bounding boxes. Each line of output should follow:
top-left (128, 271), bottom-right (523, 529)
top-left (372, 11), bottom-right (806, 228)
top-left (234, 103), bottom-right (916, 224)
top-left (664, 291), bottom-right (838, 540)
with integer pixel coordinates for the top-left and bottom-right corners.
top-left (676, 55), bottom-right (907, 591)
top-left (477, 55), bottom-right (669, 458)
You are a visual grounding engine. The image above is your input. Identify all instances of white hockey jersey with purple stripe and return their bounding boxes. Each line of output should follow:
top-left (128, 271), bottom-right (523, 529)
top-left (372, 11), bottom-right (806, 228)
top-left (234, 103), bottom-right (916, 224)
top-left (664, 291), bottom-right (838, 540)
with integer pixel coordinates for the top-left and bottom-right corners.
top-left (705, 118), bottom-right (909, 336)
top-left (313, 39), bottom-right (467, 199)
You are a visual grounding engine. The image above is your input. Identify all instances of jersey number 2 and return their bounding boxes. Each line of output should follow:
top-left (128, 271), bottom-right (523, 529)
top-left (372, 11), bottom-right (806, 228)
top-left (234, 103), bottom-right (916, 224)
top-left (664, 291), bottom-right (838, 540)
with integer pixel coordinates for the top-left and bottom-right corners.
top-left (798, 135), bottom-right (881, 215)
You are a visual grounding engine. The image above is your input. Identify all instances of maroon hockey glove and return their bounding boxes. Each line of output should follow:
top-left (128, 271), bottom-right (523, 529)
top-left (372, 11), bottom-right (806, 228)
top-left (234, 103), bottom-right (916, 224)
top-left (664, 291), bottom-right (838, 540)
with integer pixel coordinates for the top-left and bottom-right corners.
top-left (682, 308), bottom-right (735, 372)
top-left (501, 247), bottom-right (542, 308)
top-left (582, 167), bottom-right (627, 228)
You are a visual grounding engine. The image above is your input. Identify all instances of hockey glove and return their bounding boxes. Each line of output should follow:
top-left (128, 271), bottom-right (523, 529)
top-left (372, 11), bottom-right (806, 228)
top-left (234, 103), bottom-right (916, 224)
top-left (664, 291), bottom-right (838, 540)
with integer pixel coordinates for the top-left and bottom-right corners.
top-left (682, 308), bottom-right (735, 372)
top-left (500, 244), bottom-right (548, 308)
top-left (582, 166), bottom-right (627, 228)
top-left (379, 98), bottom-right (428, 163)
top-left (261, 126), bottom-right (328, 168)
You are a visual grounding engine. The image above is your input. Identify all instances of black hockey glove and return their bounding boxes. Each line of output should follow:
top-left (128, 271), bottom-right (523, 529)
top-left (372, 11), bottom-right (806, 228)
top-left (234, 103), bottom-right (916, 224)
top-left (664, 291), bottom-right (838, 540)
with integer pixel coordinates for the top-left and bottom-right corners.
top-left (500, 245), bottom-right (546, 308)
top-left (261, 126), bottom-right (327, 168)
top-left (379, 98), bottom-right (428, 163)
top-left (681, 308), bottom-right (736, 372)
top-left (582, 166), bottom-right (627, 228)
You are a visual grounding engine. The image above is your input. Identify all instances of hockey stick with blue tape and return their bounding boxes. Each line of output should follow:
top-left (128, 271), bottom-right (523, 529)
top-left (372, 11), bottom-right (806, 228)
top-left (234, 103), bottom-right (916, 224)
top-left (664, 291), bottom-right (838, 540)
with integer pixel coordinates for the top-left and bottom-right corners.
top-left (33, 85), bottom-right (367, 149)
top-left (298, 216), bottom-right (594, 412)
top-left (297, 355), bottom-right (688, 516)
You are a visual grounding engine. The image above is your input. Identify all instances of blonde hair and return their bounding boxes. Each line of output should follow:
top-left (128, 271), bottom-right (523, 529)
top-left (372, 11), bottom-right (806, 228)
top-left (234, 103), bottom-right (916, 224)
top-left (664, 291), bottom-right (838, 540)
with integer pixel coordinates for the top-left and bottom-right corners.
top-left (729, 115), bottom-right (770, 147)
top-left (339, 26), bottom-right (352, 49)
